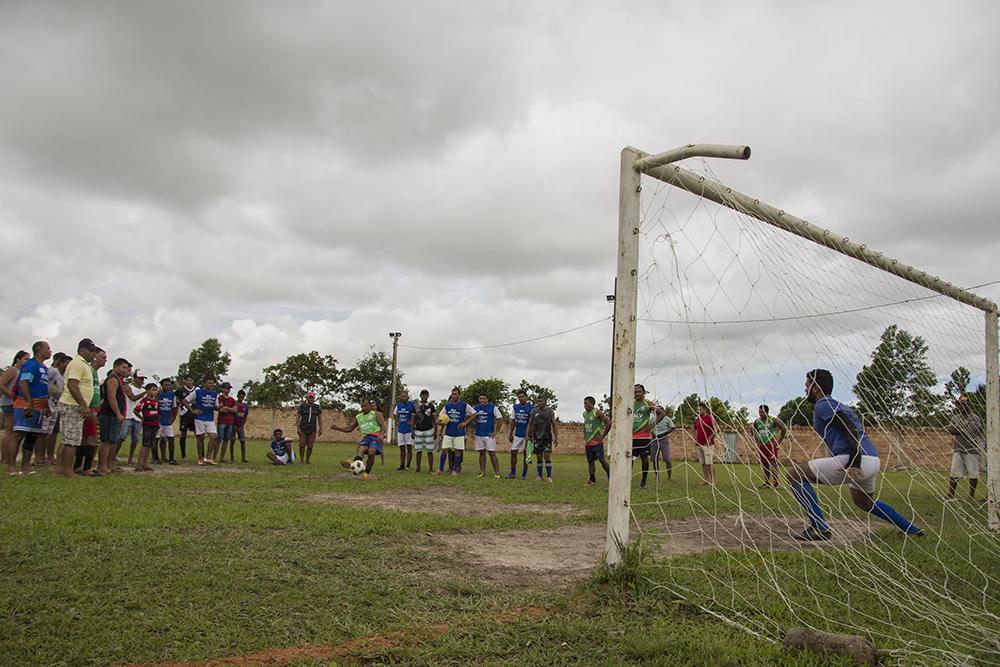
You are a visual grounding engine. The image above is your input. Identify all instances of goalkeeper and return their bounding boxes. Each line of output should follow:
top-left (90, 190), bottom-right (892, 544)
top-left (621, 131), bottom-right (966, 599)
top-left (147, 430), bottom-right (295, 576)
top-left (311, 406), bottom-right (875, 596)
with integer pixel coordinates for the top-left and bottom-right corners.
top-left (787, 369), bottom-right (923, 541)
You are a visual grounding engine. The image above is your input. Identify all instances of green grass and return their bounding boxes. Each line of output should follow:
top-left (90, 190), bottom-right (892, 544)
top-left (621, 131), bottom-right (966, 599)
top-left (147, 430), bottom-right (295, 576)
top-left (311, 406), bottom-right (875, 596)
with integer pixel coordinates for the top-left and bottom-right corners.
top-left (1, 441), bottom-right (996, 666)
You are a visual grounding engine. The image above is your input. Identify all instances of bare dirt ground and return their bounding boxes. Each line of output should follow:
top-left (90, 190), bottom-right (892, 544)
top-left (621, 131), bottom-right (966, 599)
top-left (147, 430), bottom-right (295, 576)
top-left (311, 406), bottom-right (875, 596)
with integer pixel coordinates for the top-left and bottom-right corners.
top-left (309, 485), bottom-right (587, 517)
top-left (436, 514), bottom-right (873, 583)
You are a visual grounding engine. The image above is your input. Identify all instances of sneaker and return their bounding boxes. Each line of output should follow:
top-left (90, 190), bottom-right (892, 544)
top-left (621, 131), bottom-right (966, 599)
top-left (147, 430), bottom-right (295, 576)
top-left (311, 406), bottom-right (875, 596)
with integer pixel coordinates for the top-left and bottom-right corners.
top-left (793, 526), bottom-right (832, 542)
top-left (587, 480), bottom-right (596, 486)
top-left (450, 470), bottom-right (458, 476)
top-left (432, 470), bottom-right (442, 476)
top-left (546, 477), bottom-right (553, 484)
top-left (205, 459), bottom-right (217, 466)
top-left (395, 465), bottom-right (405, 471)
top-left (168, 460), bottom-right (178, 465)
top-left (197, 459), bottom-right (206, 466)
top-left (506, 472), bottom-right (516, 479)
top-left (536, 476), bottom-right (543, 481)
top-left (520, 475), bottom-right (526, 480)
top-left (494, 474), bottom-right (502, 480)
top-left (361, 472), bottom-right (369, 480)
top-left (476, 473), bottom-right (485, 478)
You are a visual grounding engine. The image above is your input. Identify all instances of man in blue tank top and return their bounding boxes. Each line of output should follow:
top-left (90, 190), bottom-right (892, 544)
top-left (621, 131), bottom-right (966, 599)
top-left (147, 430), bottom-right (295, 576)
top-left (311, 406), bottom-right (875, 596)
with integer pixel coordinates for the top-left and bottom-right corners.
top-left (474, 393), bottom-right (504, 479)
top-left (436, 387), bottom-right (475, 476)
top-left (787, 369), bottom-right (923, 541)
top-left (507, 391), bottom-right (533, 479)
top-left (393, 390), bottom-right (415, 471)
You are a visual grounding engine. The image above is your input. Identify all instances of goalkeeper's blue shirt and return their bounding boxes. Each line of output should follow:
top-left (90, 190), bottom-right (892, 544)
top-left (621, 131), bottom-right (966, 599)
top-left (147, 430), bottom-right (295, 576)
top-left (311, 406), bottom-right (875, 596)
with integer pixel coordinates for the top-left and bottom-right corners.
top-left (812, 397), bottom-right (878, 458)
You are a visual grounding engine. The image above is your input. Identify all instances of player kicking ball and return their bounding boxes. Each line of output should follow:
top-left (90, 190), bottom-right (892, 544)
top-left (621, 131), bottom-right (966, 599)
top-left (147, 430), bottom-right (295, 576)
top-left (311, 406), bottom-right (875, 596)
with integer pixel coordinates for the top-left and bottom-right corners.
top-left (334, 398), bottom-right (386, 480)
top-left (787, 369), bottom-right (923, 541)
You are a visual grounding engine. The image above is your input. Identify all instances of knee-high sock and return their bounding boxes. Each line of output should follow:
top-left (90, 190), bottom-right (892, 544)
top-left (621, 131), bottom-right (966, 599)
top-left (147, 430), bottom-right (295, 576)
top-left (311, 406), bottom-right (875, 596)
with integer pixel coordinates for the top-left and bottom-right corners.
top-left (640, 457), bottom-right (649, 485)
top-left (179, 432), bottom-right (187, 458)
top-left (870, 500), bottom-right (922, 535)
top-left (439, 451), bottom-right (447, 472)
top-left (452, 452), bottom-right (463, 472)
top-left (790, 480), bottom-right (829, 532)
top-left (536, 460), bottom-right (543, 478)
top-left (545, 461), bottom-right (552, 479)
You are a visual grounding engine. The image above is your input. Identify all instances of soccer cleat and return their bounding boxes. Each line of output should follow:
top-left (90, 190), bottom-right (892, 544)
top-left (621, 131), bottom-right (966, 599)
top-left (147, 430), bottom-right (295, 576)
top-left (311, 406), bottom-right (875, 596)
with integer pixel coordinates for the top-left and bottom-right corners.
top-left (506, 472), bottom-right (516, 479)
top-left (168, 460), bottom-right (178, 465)
top-left (546, 477), bottom-right (553, 484)
top-left (494, 474), bottom-right (502, 480)
top-left (536, 476), bottom-right (543, 481)
top-left (793, 526), bottom-right (832, 542)
top-left (361, 472), bottom-right (369, 480)
top-left (476, 473), bottom-right (484, 478)
top-left (450, 470), bottom-right (458, 476)
top-left (340, 460), bottom-right (352, 469)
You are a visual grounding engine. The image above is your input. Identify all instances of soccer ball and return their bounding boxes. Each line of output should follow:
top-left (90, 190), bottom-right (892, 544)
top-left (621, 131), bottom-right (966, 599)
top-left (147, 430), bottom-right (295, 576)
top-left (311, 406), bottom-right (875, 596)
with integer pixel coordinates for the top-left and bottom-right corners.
top-left (437, 413), bottom-right (451, 425)
top-left (349, 459), bottom-right (366, 475)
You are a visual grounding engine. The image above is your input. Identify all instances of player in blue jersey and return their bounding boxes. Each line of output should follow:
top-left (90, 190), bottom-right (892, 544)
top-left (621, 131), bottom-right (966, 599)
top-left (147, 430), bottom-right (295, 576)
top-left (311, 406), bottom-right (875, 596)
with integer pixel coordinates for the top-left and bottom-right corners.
top-left (393, 390), bottom-right (416, 471)
top-left (436, 387), bottom-right (476, 476)
top-left (474, 393), bottom-right (504, 479)
top-left (507, 391), bottom-right (533, 479)
top-left (181, 376), bottom-right (220, 466)
top-left (6, 341), bottom-right (51, 476)
top-left (156, 378), bottom-right (179, 464)
top-left (787, 369), bottom-right (923, 541)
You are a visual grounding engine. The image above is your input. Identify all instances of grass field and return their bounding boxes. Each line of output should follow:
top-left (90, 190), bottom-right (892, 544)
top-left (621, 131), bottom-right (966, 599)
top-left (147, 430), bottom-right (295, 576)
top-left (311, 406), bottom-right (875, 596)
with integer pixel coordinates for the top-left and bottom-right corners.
top-left (1, 441), bottom-right (996, 666)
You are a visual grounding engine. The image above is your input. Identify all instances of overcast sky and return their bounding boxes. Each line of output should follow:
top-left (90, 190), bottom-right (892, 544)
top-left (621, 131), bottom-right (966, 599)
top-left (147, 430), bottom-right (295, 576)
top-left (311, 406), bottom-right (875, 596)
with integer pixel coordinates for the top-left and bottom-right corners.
top-left (2, 1), bottom-right (998, 414)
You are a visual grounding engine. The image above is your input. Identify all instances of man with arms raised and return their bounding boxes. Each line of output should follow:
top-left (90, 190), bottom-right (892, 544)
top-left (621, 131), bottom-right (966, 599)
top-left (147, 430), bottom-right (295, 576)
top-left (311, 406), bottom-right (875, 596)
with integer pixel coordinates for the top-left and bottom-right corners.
top-left (787, 369), bottom-right (922, 541)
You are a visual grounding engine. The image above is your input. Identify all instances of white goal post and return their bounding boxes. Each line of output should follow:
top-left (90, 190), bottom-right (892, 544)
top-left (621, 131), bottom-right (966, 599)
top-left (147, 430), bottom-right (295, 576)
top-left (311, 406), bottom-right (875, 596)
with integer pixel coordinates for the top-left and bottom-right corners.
top-left (605, 143), bottom-right (1000, 564)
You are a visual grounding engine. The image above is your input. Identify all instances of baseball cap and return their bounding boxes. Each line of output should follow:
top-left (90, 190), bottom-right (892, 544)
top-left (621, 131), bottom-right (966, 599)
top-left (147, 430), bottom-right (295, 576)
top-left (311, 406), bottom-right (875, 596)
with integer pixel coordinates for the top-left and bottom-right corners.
top-left (306, 391), bottom-right (317, 398)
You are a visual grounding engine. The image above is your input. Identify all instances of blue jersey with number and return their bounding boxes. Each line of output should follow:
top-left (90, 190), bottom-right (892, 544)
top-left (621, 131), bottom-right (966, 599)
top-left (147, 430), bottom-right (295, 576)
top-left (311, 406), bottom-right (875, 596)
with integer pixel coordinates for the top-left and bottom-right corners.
top-left (444, 401), bottom-right (470, 437)
top-left (395, 400), bottom-right (415, 434)
top-left (474, 403), bottom-right (499, 437)
top-left (157, 390), bottom-right (176, 426)
top-left (194, 388), bottom-right (217, 422)
top-left (812, 396), bottom-right (877, 458)
top-left (512, 402), bottom-right (533, 438)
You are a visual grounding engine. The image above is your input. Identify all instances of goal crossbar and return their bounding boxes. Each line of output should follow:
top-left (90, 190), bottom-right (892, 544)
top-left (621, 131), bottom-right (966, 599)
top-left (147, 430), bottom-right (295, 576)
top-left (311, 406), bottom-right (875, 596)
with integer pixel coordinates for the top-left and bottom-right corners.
top-left (606, 143), bottom-right (1000, 564)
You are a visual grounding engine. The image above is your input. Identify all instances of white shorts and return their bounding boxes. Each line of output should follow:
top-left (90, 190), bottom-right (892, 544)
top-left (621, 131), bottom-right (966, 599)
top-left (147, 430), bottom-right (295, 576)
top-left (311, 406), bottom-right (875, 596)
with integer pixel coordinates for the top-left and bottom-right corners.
top-left (511, 436), bottom-right (527, 452)
top-left (808, 454), bottom-right (879, 495)
top-left (194, 420), bottom-right (217, 436)
top-left (157, 425), bottom-right (175, 438)
top-left (441, 434), bottom-right (465, 451)
top-left (695, 445), bottom-right (714, 466)
top-left (951, 452), bottom-right (980, 479)
top-left (475, 436), bottom-right (496, 452)
top-left (397, 431), bottom-right (414, 446)
top-left (275, 451), bottom-right (296, 465)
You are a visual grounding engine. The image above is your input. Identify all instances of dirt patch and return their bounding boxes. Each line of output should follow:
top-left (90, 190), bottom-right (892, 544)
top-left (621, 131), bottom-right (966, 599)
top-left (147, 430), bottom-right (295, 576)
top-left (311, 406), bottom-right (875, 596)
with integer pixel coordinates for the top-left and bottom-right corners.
top-left (114, 464), bottom-right (255, 476)
top-left (436, 514), bottom-right (874, 583)
top-left (309, 486), bottom-right (586, 517)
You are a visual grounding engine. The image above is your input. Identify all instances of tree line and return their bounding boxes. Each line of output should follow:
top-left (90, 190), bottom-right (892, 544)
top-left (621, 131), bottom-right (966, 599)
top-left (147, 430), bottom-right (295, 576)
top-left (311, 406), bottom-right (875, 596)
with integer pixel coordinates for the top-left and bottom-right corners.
top-left (174, 322), bottom-right (984, 427)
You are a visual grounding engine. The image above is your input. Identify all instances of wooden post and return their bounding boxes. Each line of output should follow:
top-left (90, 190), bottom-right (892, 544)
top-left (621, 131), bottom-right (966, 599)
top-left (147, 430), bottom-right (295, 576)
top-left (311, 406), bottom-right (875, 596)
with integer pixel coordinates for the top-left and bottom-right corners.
top-left (388, 332), bottom-right (401, 444)
top-left (606, 147), bottom-right (642, 564)
top-left (986, 311), bottom-right (999, 529)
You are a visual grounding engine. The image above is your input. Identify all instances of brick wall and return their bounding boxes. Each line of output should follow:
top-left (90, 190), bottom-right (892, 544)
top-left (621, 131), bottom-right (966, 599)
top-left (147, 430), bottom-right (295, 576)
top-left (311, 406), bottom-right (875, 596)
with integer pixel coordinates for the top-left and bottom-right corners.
top-left (244, 407), bottom-right (959, 472)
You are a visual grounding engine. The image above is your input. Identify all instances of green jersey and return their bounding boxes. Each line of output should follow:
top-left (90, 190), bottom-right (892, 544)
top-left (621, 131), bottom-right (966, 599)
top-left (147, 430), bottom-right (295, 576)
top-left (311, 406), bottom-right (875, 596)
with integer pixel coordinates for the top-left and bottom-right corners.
top-left (356, 410), bottom-right (381, 436)
top-left (89, 369), bottom-right (101, 409)
top-left (754, 417), bottom-right (777, 445)
top-left (583, 409), bottom-right (604, 443)
top-left (633, 400), bottom-right (653, 436)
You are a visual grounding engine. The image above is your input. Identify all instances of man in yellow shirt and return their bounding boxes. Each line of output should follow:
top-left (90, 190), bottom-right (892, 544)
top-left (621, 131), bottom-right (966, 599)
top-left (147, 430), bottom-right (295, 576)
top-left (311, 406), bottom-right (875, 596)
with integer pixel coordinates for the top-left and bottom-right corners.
top-left (55, 338), bottom-right (98, 479)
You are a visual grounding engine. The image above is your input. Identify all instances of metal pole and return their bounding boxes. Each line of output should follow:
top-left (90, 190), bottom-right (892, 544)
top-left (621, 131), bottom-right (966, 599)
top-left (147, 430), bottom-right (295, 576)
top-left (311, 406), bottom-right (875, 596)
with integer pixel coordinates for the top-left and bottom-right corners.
top-left (388, 332), bottom-right (401, 443)
top-left (986, 311), bottom-right (999, 529)
top-left (606, 147), bottom-right (642, 564)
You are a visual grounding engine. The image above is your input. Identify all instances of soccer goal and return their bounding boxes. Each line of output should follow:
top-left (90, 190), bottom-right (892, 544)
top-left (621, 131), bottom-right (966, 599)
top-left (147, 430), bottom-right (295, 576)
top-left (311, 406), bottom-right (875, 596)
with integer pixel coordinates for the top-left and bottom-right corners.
top-left (606, 144), bottom-right (1000, 663)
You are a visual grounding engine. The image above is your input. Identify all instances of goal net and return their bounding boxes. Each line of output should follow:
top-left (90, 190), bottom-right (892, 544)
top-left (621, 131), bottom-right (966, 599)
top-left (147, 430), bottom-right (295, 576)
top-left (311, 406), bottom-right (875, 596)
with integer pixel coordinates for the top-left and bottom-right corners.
top-left (617, 148), bottom-right (1000, 665)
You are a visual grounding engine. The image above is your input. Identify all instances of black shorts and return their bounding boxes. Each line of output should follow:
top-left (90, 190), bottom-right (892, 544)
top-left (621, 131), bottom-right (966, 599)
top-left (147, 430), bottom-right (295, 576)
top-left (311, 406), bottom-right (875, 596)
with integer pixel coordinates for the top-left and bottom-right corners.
top-left (533, 438), bottom-right (552, 454)
top-left (180, 413), bottom-right (196, 430)
top-left (632, 438), bottom-right (651, 456)
top-left (141, 426), bottom-right (159, 449)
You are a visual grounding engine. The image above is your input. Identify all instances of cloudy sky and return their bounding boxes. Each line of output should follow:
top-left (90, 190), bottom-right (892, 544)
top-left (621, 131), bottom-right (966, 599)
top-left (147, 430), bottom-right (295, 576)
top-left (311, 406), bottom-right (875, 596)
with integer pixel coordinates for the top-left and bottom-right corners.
top-left (2, 1), bottom-right (998, 413)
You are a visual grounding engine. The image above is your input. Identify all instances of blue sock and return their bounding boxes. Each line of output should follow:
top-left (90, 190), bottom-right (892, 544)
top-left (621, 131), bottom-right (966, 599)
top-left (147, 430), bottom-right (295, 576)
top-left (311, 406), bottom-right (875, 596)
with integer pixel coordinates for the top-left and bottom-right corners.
top-left (536, 462), bottom-right (543, 478)
top-left (790, 480), bottom-right (829, 532)
top-left (438, 451), bottom-right (447, 472)
top-left (870, 500), bottom-right (922, 534)
top-left (521, 462), bottom-right (528, 477)
top-left (453, 452), bottom-right (463, 472)
top-left (545, 462), bottom-right (552, 479)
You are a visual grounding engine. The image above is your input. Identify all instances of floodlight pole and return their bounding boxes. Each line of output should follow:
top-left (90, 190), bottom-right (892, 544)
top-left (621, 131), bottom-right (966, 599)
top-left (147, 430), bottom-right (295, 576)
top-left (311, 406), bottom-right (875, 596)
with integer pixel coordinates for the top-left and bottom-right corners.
top-left (388, 332), bottom-right (401, 443)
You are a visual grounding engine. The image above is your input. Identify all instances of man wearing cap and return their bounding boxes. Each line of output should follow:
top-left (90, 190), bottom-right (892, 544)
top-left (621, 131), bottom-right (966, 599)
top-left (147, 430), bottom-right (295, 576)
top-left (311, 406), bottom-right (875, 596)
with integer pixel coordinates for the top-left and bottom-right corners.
top-left (297, 391), bottom-right (322, 464)
top-left (946, 395), bottom-right (985, 500)
top-left (55, 338), bottom-right (98, 479)
top-left (216, 382), bottom-right (237, 463)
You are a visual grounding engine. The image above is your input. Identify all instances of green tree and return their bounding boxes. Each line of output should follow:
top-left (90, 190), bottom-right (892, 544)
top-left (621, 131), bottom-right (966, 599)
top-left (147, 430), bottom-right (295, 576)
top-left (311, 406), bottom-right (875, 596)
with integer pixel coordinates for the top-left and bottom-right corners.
top-left (176, 338), bottom-right (231, 383)
top-left (461, 378), bottom-right (511, 419)
top-left (853, 325), bottom-right (945, 425)
top-left (242, 351), bottom-right (344, 409)
top-left (341, 347), bottom-right (404, 413)
top-left (944, 366), bottom-right (972, 403)
top-left (777, 396), bottom-right (814, 427)
top-left (673, 393), bottom-right (745, 428)
top-left (510, 379), bottom-right (558, 411)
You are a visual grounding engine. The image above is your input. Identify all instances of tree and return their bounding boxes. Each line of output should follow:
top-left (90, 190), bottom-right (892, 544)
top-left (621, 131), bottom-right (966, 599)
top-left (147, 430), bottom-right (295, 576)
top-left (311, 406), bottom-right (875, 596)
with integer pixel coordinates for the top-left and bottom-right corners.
top-left (510, 379), bottom-right (558, 411)
top-left (177, 338), bottom-right (231, 383)
top-left (340, 347), bottom-right (404, 413)
top-left (461, 378), bottom-right (511, 419)
top-left (853, 325), bottom-right (945, 425)
top-left (672, 393), bottom-right (746, 428)
top-left (944, 367), bottom-right (972, 404)
top-left (777, 396), bottom-right (814, 427)
top-left (243, 351), bottom-right (344, 409)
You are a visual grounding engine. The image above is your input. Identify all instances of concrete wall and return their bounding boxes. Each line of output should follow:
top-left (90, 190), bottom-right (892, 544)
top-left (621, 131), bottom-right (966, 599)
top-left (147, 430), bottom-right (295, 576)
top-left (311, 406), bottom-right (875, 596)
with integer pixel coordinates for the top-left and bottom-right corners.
top-left (244, 407), bottom-right (960, 472)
